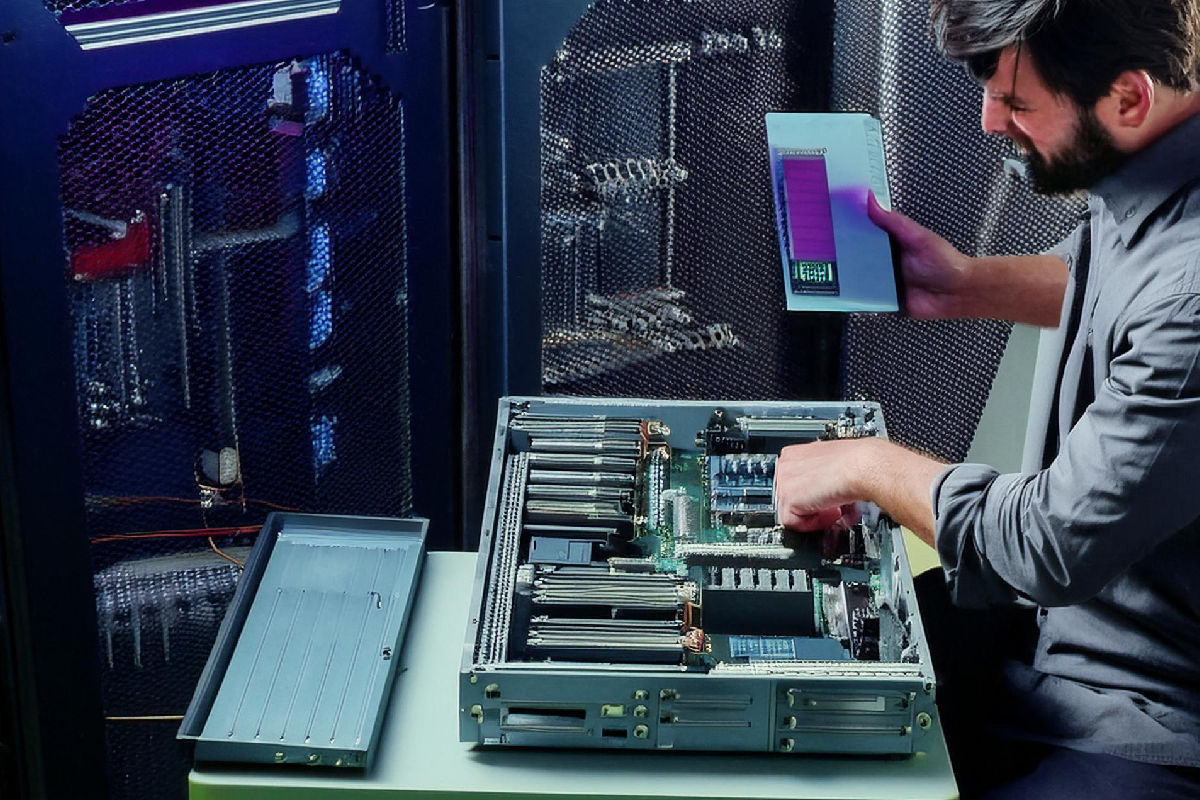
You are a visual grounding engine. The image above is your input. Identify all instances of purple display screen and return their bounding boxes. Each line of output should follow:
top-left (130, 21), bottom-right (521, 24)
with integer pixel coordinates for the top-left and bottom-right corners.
top-left (782, 155), bottom-right (837, 264)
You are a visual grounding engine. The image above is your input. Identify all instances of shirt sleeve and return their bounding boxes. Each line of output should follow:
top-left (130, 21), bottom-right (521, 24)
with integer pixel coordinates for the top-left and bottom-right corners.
top-left (1044, 218), bottom-right (1086, 274)
top-left (932, 290), bottom-right (1200, 608)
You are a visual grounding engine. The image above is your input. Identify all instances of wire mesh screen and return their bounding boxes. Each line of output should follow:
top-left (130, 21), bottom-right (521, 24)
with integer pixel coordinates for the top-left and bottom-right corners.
top-left (832, 0), bottom-right (1084, 461)
top-left (59, 53), bottom-right (410, 799)
top-left (44, 0), bottom-right (138, 15)
top-left (538, 0), bottom-right (842, 400)
top-left (386, 0), bottom-right (406, 52)
top-left (45, 0), bottom-right (243, 18)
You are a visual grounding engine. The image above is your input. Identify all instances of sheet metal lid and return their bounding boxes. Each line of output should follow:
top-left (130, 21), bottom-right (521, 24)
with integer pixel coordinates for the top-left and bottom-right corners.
top-left (179, 513), bottom-right (427, 768)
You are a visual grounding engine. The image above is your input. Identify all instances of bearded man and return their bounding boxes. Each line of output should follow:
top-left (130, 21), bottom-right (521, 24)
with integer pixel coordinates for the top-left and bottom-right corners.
top-left (774, 1), bottom-right (1200, 797)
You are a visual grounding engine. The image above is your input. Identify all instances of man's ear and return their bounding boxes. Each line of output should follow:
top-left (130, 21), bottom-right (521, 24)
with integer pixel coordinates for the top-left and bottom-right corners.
top-left (1099, 70), bottom-right (1155, 129)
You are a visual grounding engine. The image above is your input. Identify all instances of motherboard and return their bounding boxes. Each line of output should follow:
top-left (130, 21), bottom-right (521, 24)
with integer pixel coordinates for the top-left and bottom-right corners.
top-left (462, 398), bottom-right (937, 755)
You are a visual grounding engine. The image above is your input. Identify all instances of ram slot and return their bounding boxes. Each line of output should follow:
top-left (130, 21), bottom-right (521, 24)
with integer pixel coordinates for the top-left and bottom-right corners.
top-left (524, 484), bottom-right (630, 502)
top-left (511, 416), bottom-right (645, 437)
top-left (527, 453), bottom-right (638, 472)
top-left (529, 568), bottom-right (693, 610)
top-left (528, 618), bottom-right (684, 649)
top-left (525, 500), bottom-right (630, 523)
top-left (528, 437), bottom-right (642, 456)
top-left (528, 470), bottom-right (634, 487)
top-left (480, 452), bottom-right (529, 665)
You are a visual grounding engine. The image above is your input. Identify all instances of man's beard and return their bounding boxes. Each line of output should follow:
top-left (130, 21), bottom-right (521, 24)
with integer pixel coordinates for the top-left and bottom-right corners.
top-left (1022, 109), bottom-right (1128, 197)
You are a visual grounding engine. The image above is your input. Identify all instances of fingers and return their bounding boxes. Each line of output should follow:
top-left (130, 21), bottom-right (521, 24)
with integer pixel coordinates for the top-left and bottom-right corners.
top-left (867, 191), bottom-right (924, 244)
top-left (779, 506), bottom-right (844, 532)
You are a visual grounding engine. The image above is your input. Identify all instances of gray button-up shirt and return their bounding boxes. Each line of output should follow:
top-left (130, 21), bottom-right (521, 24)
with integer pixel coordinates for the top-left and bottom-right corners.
top-left (931, 110), bottom-right (1200, 766)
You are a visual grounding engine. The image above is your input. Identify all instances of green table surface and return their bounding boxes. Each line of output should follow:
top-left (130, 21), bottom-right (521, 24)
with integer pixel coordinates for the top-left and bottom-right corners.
top-left (191, 548), bottom-right (957, 800)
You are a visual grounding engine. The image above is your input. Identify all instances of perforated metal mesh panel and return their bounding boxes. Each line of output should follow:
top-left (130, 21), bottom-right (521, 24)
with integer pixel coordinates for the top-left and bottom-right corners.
top-left (833, 0), bottom-right (1084, 460)
top-left (539, 0), bottom-right (842, 400)
top-left (45, 0), bottom-right (235, 17)
top-left (97, 548), bottom-right (247, 799)
top-left (44, 0), bottom-right (129, 15)
top-left (58, 53), bottom-right (410, 799)
top-left (386, 0), bottom-right (406, 52)
top-left (535, 0), bottom-right (1083, 462)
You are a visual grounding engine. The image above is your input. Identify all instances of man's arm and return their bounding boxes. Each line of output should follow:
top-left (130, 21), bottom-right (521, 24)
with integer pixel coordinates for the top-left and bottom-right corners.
top-left (867, 193), bottom-right (1070, 327)
top-left (775, 438), bottom-right (945, 546)
top-left (778, 291), bottom-right (1200, 609)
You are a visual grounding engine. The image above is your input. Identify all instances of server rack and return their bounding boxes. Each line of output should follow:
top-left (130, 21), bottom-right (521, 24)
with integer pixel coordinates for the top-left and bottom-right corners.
top-left (0, 1), bottom-right (455, 797)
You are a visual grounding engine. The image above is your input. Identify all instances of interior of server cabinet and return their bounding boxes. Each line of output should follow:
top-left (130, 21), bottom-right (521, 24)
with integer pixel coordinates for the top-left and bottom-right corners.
top-left (0, 0), bottom-right (1083, 797)
top-left (0, 0), bottom-right (453, 796)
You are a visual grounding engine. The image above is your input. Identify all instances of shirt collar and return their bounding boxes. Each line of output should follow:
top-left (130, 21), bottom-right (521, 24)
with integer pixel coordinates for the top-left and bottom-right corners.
top-left (1091, 110), bottom-right (1200, 248)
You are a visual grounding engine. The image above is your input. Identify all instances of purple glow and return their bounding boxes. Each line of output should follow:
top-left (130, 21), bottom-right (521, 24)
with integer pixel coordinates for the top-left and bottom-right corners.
top-left (782, 155), bottom-right (837, 263)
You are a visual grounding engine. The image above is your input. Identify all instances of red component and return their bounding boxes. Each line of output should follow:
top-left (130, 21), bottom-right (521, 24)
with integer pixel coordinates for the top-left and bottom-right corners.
top-left (71, 217), bottom-right (152, 281)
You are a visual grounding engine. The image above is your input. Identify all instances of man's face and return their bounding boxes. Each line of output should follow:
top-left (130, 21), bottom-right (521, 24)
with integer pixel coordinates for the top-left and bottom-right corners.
top-left (981, 46), bottom-right (1127, 196)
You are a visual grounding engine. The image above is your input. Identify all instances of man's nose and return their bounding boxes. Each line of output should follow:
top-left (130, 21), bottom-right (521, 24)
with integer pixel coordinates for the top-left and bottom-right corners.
top-left (980, 95), bottom-right (1012, 136)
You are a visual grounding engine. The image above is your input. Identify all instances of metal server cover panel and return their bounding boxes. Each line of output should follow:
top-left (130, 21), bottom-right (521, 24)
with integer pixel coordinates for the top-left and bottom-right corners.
top-left (180, 513), bottom-right (426, 768)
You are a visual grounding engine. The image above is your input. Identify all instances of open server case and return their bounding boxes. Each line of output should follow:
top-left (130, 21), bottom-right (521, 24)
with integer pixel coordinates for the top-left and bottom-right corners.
top-left (462, 397), bottom-right (938, 755)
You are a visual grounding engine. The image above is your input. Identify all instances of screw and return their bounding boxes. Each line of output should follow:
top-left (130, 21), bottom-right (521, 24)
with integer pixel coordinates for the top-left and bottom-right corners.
top-left (633, 689), bottom-right (649, 701)
top-left (470, 704), bottom-right (484, 724)
top-left (633, 705), bottom-right (648, 718)
top-left (917, 712), bottom-right (932, 730)
top-left (274, 752), bottom-right (286, 763)
top-left (633, 725), bottom-right (649, 739)
top-left (780, 738), bottom-right (795, 752)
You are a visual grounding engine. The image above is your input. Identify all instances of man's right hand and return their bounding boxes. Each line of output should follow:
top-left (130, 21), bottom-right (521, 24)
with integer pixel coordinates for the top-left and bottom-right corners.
top-left (867, 192), bottom-right (972, 319)
top-left (866, 192), bottom-right (1071, 327)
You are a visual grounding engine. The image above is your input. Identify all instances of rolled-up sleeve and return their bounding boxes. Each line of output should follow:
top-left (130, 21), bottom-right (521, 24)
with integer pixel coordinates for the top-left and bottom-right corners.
top-left (933, 291), bottom-right (1200, 608)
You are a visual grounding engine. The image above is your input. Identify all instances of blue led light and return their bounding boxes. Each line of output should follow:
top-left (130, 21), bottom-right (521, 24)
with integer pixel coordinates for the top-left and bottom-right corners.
top-left (311, 414), bottom-right (337, 474)
top-left (306, 223), bottom-right (331, 292)
top-left (307, 60), bottom-right (331, 122)
top-left (310, 288), bottom-right (333, 350)
top-left (305, 149), bottom-right (327, 200)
